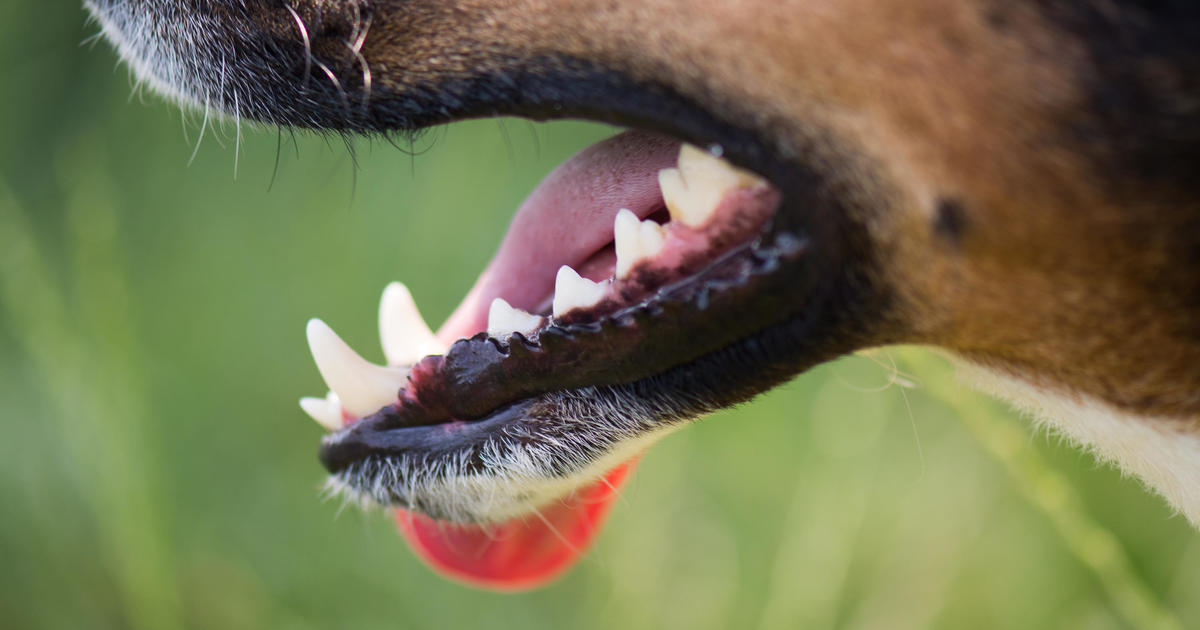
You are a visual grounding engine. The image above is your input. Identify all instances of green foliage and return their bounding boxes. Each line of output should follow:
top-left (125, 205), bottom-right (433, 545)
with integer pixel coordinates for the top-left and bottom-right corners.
top-left (1, 4), bottom-right (1196, 629)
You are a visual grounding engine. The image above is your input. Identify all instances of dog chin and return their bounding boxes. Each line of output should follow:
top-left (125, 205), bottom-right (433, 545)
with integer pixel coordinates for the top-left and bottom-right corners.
top-left (324, 412), bottom-right (678, 524)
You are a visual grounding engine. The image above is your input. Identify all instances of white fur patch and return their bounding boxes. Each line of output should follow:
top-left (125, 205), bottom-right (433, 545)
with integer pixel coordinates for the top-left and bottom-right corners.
top-left (86, 2), bottom-right (214, 111)
top-left (957, 360), bottom-right (1200, 528)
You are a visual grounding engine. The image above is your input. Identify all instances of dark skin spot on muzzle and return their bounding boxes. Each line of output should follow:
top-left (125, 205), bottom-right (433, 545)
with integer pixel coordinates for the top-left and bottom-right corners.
top-left (932, 197), bottom-right (968, 246)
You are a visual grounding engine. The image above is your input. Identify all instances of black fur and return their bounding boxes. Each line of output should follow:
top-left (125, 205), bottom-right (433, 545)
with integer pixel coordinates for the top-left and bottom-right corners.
top-left (1043, 1), bottom-right (1200, 198)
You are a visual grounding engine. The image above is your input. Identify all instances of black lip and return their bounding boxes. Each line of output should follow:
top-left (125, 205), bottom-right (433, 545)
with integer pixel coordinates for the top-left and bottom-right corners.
top-left (320, 399), bottom-right (540, 477)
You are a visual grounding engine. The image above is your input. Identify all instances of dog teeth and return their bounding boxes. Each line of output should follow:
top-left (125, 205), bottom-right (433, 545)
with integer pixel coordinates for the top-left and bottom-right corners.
top-left (487, 297), bottom-right (543, 339)
top-left (613, 208), bottom-right (667, 278)
top-left (299, 391), bottom-right (343, 431)
top-left (552, 266), bottom-right (607, 318)
top-left (306, 318), bottom-right (408, 418)
top-left (378, 282), bottom-right (444, 366)
top-left (659, 144), bottom-right (765, 228)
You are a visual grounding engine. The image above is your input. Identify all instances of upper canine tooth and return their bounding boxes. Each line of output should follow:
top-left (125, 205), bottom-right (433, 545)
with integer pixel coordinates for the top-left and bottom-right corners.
top-left (378, 282), bottom-right (444, 366)
top-left (306, 318), bottom-right (408, 418)
top-left (487, 297), bottom-right (543, 339)
top-left (299, 391), bottom-right (343, 431)
top-left (614, 208), bottom-right (666, 278)
top-left (660, 144), bottom-right (766, 228)
top-left (552, 266), bottom-right (607, 318)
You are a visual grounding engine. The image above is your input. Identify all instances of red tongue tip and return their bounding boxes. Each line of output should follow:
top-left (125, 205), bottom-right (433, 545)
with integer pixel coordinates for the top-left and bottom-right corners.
top-left (393, 460), bottom-right (638, 591)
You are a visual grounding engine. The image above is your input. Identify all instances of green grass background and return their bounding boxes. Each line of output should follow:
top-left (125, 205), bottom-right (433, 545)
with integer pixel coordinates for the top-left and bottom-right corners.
top-left (2, 4), bottom-right (1197, 629)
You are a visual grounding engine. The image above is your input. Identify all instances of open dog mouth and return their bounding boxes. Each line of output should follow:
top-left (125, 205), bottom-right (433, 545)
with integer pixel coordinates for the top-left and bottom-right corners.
top-left (77, 0), bottom-right (866, 587)
top-left (299, 129), bottom-right (809, 588)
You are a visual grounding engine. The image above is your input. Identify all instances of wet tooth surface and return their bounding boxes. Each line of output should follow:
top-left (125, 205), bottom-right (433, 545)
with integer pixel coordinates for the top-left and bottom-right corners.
top-left (661, 144), bottom-right (766, 228)
top-left (488, 297), bottom-right (543, 339)
top-left (552, 266), bottom-right (607, 318)
top-left (307, 318), bottom-right (408, 418)
top-left (299, 394), bottom-right (342, 431)
top-left (614, 208), bottom-right (666, 278)
top-left (378, 282), bottom-right (444, 366)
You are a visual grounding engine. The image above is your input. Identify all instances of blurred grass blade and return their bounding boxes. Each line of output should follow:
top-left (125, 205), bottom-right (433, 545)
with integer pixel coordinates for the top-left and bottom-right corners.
top-left (0, 179), bottom-right (183, 630)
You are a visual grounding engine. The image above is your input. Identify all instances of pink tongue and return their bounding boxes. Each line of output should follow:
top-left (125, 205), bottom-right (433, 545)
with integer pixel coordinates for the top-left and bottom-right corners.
top-left (438, 131), bottom-right (680, 336)
top-left (396, 132), bottom-right (680, 590)
top-left (393, 460), bottom-right (637, 591)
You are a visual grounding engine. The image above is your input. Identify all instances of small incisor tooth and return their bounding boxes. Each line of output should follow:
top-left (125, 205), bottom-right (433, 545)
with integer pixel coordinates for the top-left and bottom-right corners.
top-left (488, 297), bottom-right (543, 339)
top-left (307, 318), bottom-right (408, 418)
top-left (660, 143), bottom-right (766, 228)
top-left (552, 265), bottom-right (607, 318)
top-left (378, 282), bottom-right (444, 366)
top-left (299, 391), bottom-right (343, 431)
top-left (613, 208), bottom-right (666, 278)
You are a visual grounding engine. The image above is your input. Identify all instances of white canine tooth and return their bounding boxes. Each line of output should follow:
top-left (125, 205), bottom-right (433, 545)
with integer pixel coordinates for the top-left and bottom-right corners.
top-left (306, 318), bottom-right (409, 418)
top-left (552, 266), bottom-right (608, 318)
top-left (487, 297), bottom-right (543, 339)
top-left (378, 282), bottom-right (444, 366)
top-left (613, 208), bottom-right (666, 278)
top-left (659, 143), bottom-right (766, 228)
top-left (299, 392), bottom-right (343, 432)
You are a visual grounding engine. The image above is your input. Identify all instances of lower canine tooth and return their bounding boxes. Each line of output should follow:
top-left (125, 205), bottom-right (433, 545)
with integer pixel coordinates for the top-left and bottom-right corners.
top-left (614, 208), bottom-right (666, 278)
top-left (660, 144), bottom-right (766, 228)
top-left (306, 318), bottom-right (409, 418)
top-left (552, 266), bottom-right (607, 317)
top-left (488, 297), bottom-right (543, 339)
top-left (299, 392), bottom-right (343, 431)
top-left (378, 282), bottom-right (444, 366)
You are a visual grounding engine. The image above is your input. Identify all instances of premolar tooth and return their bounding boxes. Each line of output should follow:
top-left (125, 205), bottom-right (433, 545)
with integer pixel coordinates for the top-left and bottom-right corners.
top-left (299, 391), bottom-right (343, 431)
top-left (660, 143), bottom-right (766, 228)
top-left (378, 282), bottom-right (444, 366)
top-left (552, 266), bottom-right (607, 318)
top-left (487, 297), bottom-right (543, 339)
top-left (614, 208), bottom-right (666, 278)
top-left (307, 318), bottom-right (408, 418)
